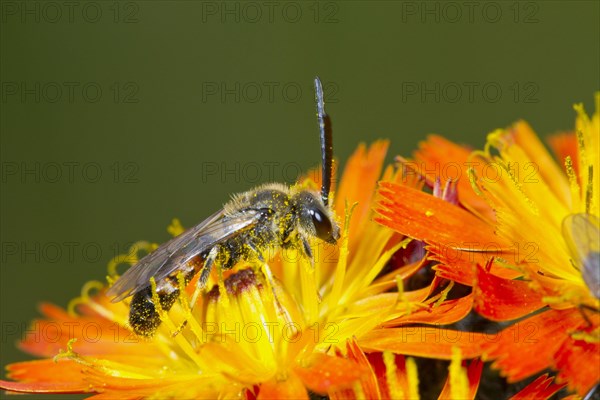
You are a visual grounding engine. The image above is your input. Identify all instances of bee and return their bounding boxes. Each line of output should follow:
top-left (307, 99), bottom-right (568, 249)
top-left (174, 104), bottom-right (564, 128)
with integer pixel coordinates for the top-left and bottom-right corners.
top-left (562, 212), bottom-right (600, 300)
top-left (107, 77), bottom-right (340, 336)
top-left (562, 212), bottom-right (600, 400)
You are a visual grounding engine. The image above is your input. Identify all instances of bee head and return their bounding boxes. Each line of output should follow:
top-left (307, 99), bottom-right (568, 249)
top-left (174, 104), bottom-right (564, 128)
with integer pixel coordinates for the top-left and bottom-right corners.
top-left (295, 190), bottom-right (340, 244)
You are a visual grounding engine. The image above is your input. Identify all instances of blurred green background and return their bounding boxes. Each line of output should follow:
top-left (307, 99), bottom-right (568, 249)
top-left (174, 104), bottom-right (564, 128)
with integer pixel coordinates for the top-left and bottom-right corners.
top-left (1, 1), bottom-right (599, 398)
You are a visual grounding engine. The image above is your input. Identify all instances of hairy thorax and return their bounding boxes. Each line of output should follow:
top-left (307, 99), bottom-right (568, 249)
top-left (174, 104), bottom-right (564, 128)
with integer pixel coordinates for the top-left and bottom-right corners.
top-left (220, 183), bottom-right (298, 269)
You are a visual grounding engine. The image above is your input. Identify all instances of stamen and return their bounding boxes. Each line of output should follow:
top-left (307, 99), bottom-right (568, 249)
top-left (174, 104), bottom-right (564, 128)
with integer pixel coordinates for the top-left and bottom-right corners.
top-left (575, 128), bottom-right (587, 186)
top-left (67, 280), bottom-right (104, 317)
top-left (565, 156), bottom-right (582, 211)
top-left (449, 347), bottom-right (469, 399)
top-left (327, 201), bottom-right (357, 313)
top-left (107, 241), bottom-right (154, 279)
top-left (298, 177), bottom-right (319, 191)
top-left (406, 357), bottom-right (420, 400)
top-left (433, 281), bottom-right (455, 308)
top-left (383, 351), bottom-right (405, 399)
top-left (467, 164), bottom-right (490, 204)
top-left (571, 326), bottom-right (600, 343)
top-left (173, 271), bottom-right (204, 342)
top-left (54, 338), bottom-right (158, 379)
top-left (361, 240), bottom-right (407, 297)
top-left (167, 218), bottom-right (184, 237)
top-left (300, 252), bottom-right (319, 325)
top-left (53, 338), bottom-right (79, 364)
top-left (393, 275), bottom-right (426, 316)
top-left (149, 278), bottom-right (208, 371)
top-left (352, 381), bottom-right (367, 400)
top-left (217, 266), bottom-right (230, 311)
top-left (586, 165), bottom-right (593, 215)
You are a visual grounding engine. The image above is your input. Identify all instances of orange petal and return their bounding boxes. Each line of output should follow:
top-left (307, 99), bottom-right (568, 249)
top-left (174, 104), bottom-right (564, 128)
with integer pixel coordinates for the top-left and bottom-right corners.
top-left (258, 375), bottom-right (308, 400)
top-left (430, 252), bottom-right (521, 286)
top-left (484, 309), bottom-right (584, 382)
top-left (473, 261), bottom-right (545, 321)
top-left (4, 353), bottom-right (184, 397)
top-left (553, 333), bottom-right (600, 396)
top-left (17, 301), bottom-right (160, 359)
top-left (359, 328), bottom-right (485, 360)
top-left (377, 182), bottom-right (510, 250)
top-left (343, 340), bottom-right (381, 399)
top-left (365, 351), bottom-right (423, 400)
top-left (547, 132), bottom-right (578, 178)
top-left (510, 121), bottom-right (571, 205)
top-left (38, 302), bottom-right (73, 320)
top-left (329, 341), bottom-right (381, 400)
top-left (82, 369), bottom-right (235, 399)
top-left (383, 294), bottom-right (474, 327)
top-left (412, 135), bottom-right (494, 221)
top-left (294, 353), bottom-right (366, 394)
top-left (0, 380), bottom-right (90, 394)
top-left (5, 358), bottom-right (82, 382)
top-left (438, 358), bottom-right (483, 400)
top-left (18, 316), bottom-right (158, 358)
top-left (335, 141), bottom-right (389, 244)
top-left (509, 374), bottom-right (566, 400)
top-left (86, 393), bottom-right (146, 400)
top-left (92, 379), bottom-right (229, 399)
top-left (1, 358), bottom-right (90, 394)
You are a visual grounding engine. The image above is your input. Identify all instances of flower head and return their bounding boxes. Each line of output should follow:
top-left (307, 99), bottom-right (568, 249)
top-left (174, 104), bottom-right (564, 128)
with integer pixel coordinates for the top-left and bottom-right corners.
top-left (5, 94), bottom-right (597, 398)
top-left (1, 141), bottom-right (475, 398)
top-left (376, 93), bottom-right (600, 396)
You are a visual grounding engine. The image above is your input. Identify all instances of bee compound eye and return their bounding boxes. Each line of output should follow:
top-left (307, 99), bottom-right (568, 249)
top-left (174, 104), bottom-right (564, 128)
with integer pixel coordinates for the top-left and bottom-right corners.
top-left (310, 208), bottom-right (332, 241)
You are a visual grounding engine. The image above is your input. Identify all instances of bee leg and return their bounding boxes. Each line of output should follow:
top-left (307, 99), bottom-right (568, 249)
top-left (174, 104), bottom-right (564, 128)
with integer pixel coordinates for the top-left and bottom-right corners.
top-left (261, 262), bottom-right (282, 301)
top-left (246, 242), bottom-right (283, 310)
top-left (300, 236), bottom-right (314, 268)
top-left (584, 382), bottom-right (600, 400)
top-left (578, 304), bottom-right (599, 327)
top-left (173, 248), bottom-right (217, 337)
top-left (257, 260), bottom-right (296, 322)
top-left (189, 247), bottom-right (217, 309)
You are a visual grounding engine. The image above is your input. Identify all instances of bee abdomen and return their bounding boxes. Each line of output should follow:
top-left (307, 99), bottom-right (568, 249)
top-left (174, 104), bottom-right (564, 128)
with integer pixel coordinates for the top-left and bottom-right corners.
top-left (129, 286), bottom-right (179, 337)
top-left (129, 257), bottom-right (205, 336)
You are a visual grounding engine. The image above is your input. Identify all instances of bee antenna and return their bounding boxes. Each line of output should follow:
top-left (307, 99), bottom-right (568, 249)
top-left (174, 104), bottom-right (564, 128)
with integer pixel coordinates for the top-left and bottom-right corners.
top-left (314, 76), bottom-right (333, 206)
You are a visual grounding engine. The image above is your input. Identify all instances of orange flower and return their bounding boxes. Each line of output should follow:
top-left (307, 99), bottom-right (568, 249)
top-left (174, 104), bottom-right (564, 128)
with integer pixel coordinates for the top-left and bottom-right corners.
top-left (1, 141), bottom-right (478, 398)
top-left (376, 94), bottom-right (600, 396)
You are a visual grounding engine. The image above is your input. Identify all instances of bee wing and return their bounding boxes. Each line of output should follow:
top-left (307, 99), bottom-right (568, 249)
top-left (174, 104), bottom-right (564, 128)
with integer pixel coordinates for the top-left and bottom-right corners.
top-left (107, 209), bottom-right (263, 302)
top-left (562, 213), bottom-right (600, 299)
